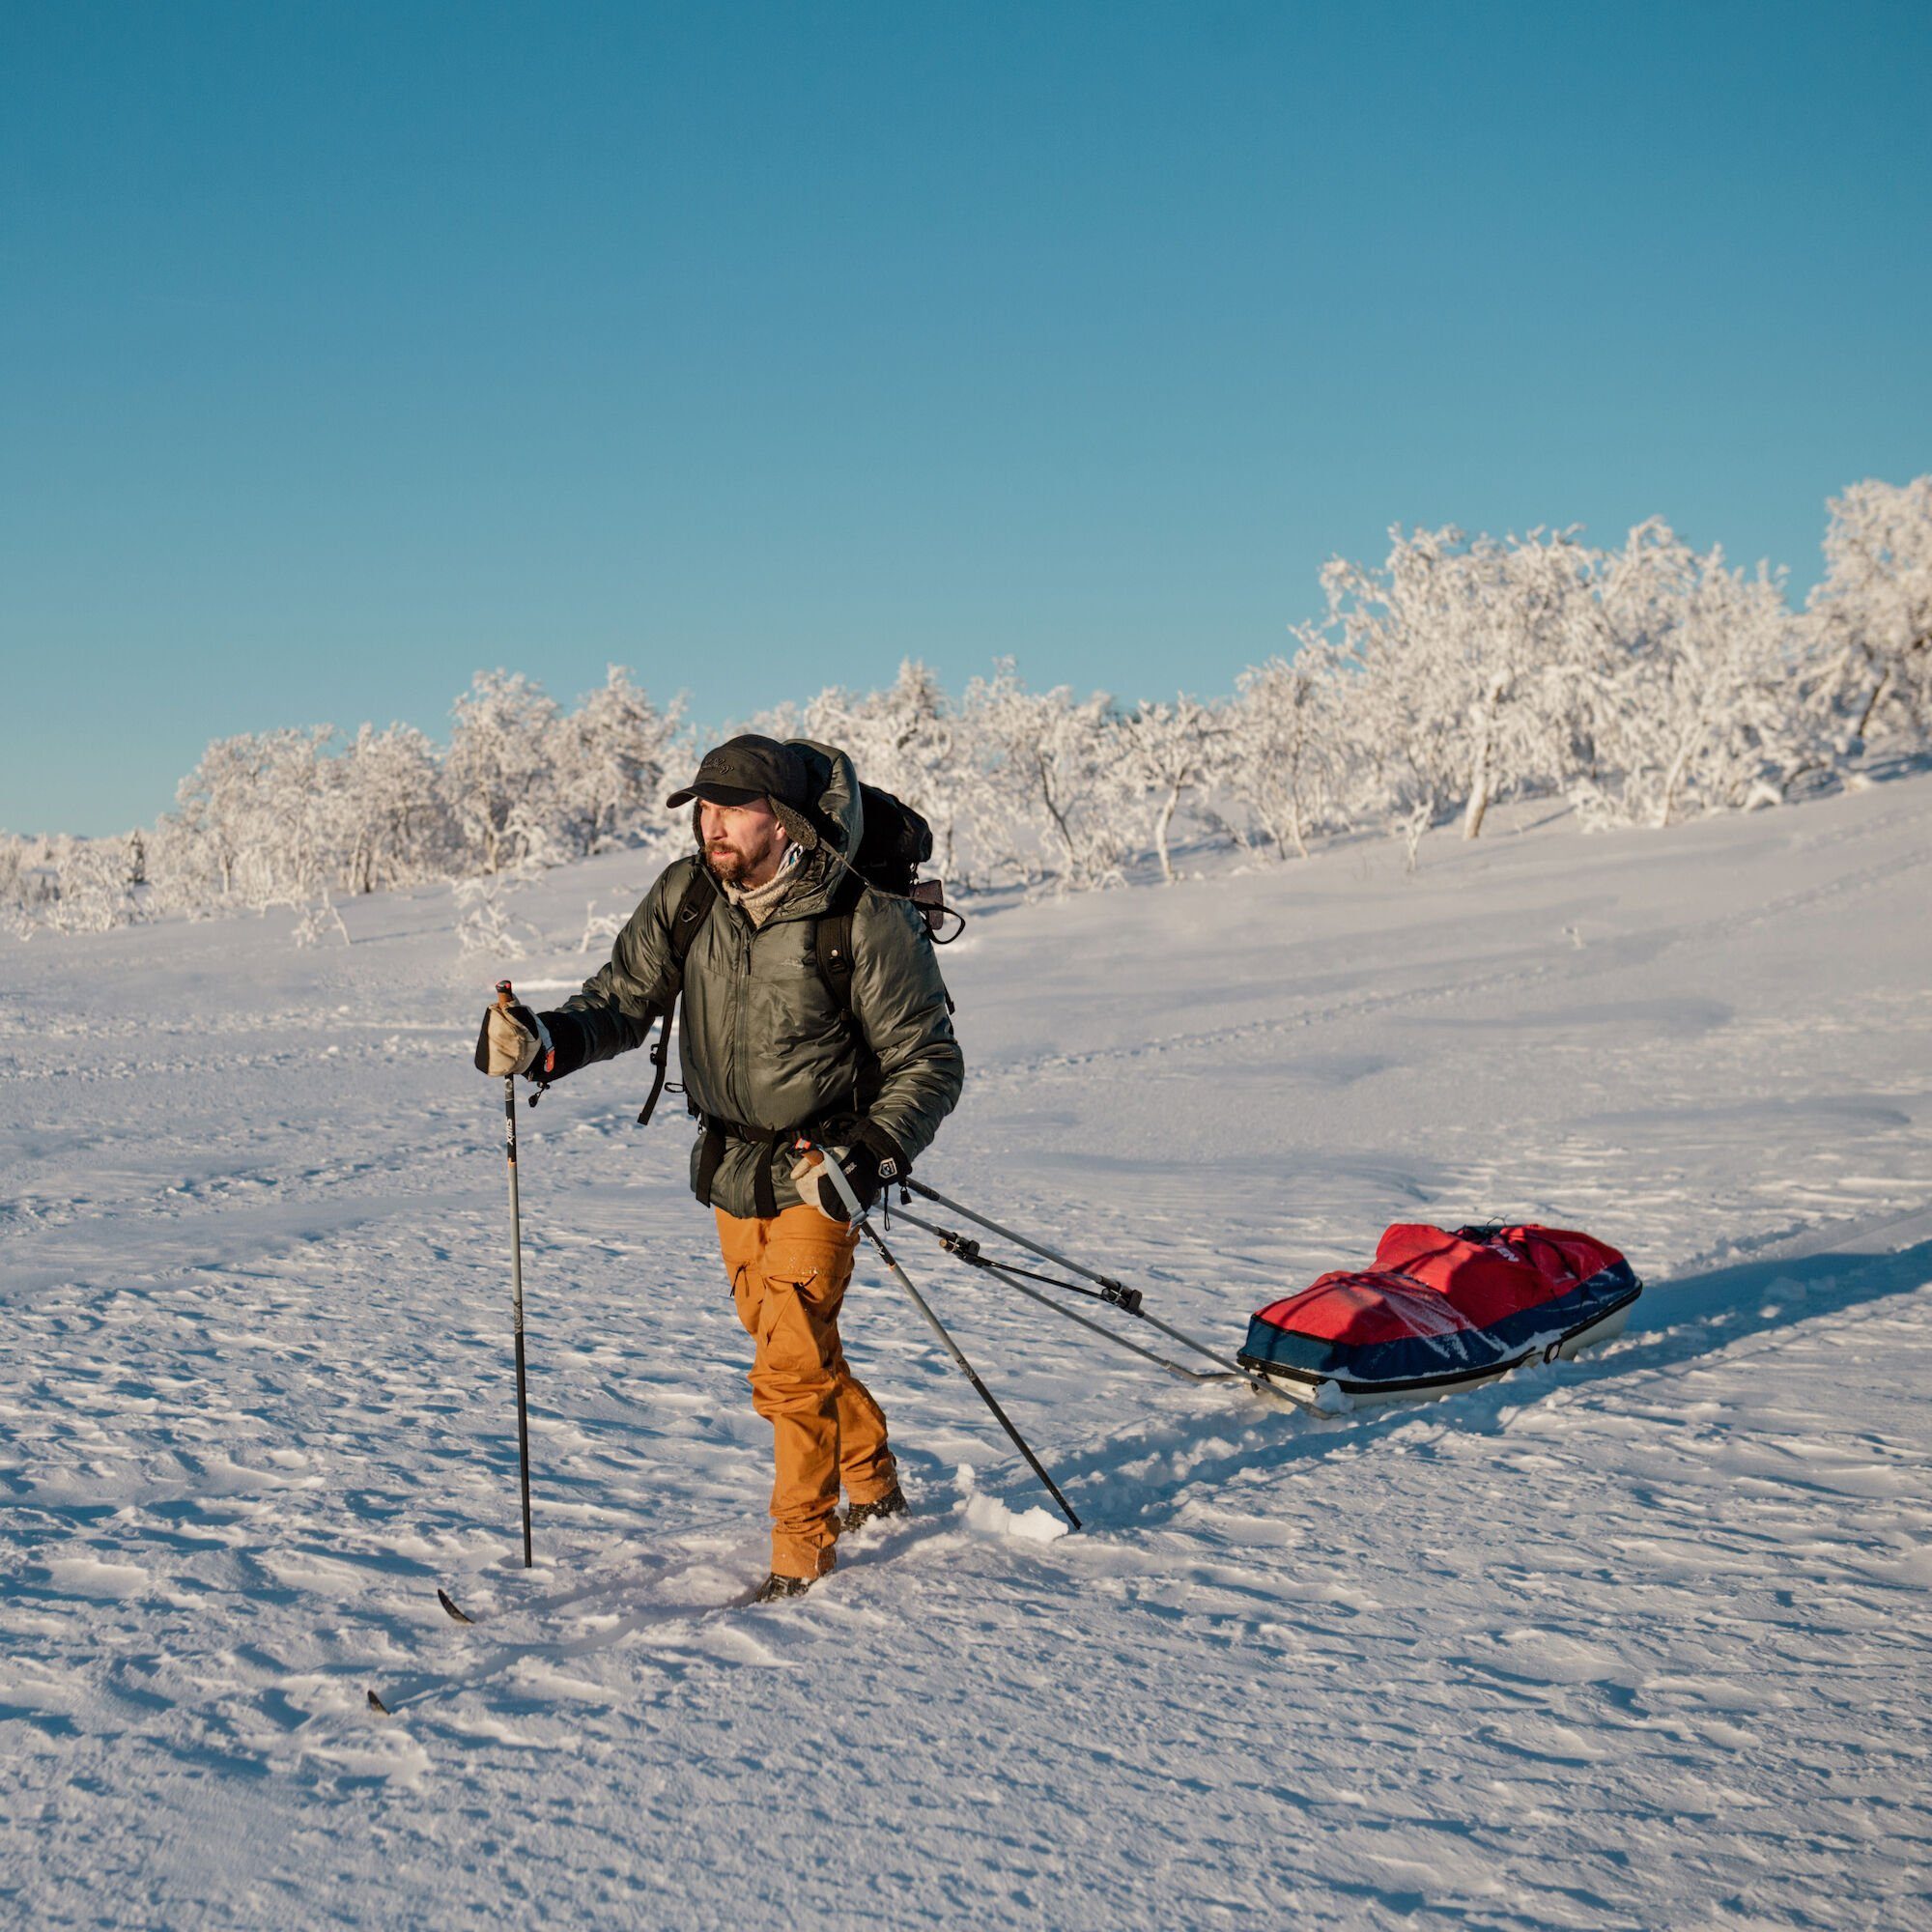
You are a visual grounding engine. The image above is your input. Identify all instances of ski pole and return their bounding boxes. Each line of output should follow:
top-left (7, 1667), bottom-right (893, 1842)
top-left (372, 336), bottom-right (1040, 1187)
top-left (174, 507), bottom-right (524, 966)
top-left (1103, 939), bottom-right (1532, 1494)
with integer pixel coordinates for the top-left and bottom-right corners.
top-left (797, 1143), bottom-right (1080, 1531)
top-left (495, 979), bottom-right (535, 1568)
top-left (903, 1178), bottom-right (1251, 1380)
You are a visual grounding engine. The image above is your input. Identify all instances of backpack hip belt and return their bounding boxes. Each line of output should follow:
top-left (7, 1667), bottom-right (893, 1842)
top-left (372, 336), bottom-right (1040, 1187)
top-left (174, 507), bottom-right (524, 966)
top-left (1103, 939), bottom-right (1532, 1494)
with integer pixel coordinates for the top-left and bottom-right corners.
top-left (695, 1106), bottom-right (864, 1220)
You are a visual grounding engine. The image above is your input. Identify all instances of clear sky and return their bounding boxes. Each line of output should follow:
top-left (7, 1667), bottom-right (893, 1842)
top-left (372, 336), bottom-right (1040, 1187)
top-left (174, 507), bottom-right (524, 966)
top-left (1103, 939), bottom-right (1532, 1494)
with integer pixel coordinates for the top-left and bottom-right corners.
top-left (3, 0), bottom-right (1928, 837)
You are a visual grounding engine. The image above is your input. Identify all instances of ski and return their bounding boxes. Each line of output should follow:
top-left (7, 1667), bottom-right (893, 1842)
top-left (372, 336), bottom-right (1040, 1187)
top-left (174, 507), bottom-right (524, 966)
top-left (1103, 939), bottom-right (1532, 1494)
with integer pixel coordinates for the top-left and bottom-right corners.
top-left (365, 1508), bottom-right (931, 1717)
top-left (427, 1570), bottom-right (778, 1635)
top-left (369, 1579), bottom-right (765, 1716)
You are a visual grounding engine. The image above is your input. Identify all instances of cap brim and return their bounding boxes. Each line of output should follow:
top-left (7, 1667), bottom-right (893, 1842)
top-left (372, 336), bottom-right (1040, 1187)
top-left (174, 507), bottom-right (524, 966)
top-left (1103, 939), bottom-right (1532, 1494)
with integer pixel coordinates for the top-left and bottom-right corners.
top-left (666, 781), bottom-right (766, 809)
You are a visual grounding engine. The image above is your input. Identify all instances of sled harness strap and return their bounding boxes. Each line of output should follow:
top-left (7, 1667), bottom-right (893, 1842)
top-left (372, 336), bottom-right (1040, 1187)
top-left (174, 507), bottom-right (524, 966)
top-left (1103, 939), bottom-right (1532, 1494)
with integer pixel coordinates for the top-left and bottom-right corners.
top-left (886, 1202), bottom-right (1250, 1387)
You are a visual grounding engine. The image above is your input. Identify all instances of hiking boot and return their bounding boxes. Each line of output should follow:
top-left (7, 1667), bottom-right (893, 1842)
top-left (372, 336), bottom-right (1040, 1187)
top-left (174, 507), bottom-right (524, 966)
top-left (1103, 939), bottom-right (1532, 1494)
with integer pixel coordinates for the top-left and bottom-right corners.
top-left (841, 1483), bottom-right (908, 1533)
top-left (752, 1571), bottom-right (816, 1604)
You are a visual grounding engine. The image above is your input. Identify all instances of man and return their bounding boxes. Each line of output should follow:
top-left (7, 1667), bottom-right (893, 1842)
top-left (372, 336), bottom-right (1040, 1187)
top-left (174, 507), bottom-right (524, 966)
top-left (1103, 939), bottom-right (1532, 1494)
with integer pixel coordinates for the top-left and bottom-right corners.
top-left (477, 735), bottom-right (964, 1601)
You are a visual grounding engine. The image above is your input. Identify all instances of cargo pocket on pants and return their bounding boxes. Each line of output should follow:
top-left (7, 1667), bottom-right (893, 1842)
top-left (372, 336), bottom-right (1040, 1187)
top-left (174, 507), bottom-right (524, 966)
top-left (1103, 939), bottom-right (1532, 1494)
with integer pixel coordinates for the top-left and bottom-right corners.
top-left (757, 1259), bottom-right (830, 1385)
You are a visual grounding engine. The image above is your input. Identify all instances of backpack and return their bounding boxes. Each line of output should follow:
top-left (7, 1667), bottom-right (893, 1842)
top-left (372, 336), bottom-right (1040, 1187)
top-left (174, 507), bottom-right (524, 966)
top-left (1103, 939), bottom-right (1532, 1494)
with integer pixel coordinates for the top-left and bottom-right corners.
top-left (636, 782), bottom-right (960, 1127)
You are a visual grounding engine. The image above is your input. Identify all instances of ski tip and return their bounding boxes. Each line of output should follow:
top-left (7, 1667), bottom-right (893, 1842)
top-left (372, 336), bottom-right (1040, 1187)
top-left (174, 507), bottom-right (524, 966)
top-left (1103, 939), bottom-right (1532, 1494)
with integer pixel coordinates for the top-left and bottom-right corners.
top-left (436, 1587), bottom-right (473, 1625)
top-left (366, 1688), bottom-right (392, 1716)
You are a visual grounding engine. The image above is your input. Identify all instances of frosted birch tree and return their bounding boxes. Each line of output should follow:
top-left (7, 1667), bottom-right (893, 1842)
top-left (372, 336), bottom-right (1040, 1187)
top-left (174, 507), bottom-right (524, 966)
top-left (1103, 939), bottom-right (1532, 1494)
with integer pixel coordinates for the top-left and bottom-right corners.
top-left (1323, 526), bottom-right (1601, 839)
top-left (444, 671), bottom-right (562, 873)
top-left (805, 660), bottom-right (971, 877)
top-left (548, 667), bottom-right (685, 858)
top-left (1226, 639), bottom-right (1350, 859)
top-left (253, 726), bottom-right (337, 904)
top-left (169, 733), bottom-right (275, 900)
top-left (337, 724), bottom-right (455, 892)
top-left (1116, 696), bottom-right (1223, 883)
top-left (1585, 522), bottom-right (1801, 826)
top-left (1807, 476), bottom-right (1932, 748)
top-left (961, 665), bottom-right (1128, 889)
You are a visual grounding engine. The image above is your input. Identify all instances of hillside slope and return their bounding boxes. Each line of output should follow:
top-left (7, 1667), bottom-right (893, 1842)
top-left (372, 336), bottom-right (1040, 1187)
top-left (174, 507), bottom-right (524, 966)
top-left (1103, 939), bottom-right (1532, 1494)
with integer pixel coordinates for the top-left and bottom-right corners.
top-left (4, 779), bottom-right (1929, 1929)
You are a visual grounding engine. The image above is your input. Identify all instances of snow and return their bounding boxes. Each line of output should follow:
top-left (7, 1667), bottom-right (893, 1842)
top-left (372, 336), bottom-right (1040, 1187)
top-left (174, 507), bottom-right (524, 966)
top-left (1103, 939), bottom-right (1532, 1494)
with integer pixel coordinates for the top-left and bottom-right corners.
top-left (4, 775), bottom-right (1930, 1929)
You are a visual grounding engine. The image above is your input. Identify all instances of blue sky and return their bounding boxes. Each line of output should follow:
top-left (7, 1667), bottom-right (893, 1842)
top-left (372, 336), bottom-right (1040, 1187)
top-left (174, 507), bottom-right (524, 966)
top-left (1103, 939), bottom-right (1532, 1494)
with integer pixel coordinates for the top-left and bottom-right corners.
top-left (3, 0), bottom-right (1927, 836)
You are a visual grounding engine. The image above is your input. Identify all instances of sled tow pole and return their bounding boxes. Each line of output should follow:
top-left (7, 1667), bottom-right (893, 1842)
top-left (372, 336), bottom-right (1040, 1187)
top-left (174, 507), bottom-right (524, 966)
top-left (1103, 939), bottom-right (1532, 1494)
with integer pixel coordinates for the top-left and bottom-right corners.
top-left (885, 1202), bottom-right (1227, 1382)
top-left (495, 979), bottom-right (535, 1568)
top-left (901, 1178), bottom-right (1263, 1386)
top-left (797, 1144), bottom-right (1081, 1531)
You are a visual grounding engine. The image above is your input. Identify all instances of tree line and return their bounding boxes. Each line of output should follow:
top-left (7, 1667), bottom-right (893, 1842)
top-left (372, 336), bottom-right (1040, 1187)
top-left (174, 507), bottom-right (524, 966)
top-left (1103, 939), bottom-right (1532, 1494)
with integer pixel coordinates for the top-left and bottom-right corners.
top-left (5, 477), bottom-right (1927, 937)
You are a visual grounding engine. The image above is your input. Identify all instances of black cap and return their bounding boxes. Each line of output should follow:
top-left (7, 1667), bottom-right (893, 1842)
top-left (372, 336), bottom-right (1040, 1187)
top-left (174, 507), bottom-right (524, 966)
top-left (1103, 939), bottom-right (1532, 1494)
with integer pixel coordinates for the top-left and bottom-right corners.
top-left (666, 734), bottom-right (809, 810)
top-left (667, 735), bottom-right (819, 849)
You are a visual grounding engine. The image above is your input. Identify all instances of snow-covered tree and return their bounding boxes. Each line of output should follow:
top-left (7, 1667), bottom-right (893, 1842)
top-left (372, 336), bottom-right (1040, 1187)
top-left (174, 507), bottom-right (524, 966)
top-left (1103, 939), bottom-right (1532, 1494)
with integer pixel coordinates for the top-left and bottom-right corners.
top-left (548, 666), bottom-right (686, 859)
top-left (337, 723), bottom-right (456, 893)
top-left (1580, 522), bottom-right (1803, 827)
top-left (1116, 696), bottom-right (1223, 883)
top-left (444, 671), bottom-right (563, 873)
top-left (1808, 476), bottom-right (1932, 748)
top-left (168, 733), bottom-right (275, 900)
top-left (163, 727), bottom-right (337, 906)
top-left (1322, 526), bottom-right (1602, 840)
top-left (961, 665), bottom-right (1129, 890)
top-left (805, 660), bottom-right (976, 878)
top-left (254, 726), bottom-right (336, 903)
top-left (1226, 641), bottom-right (1350, 860)
top-left (452, 871), bottom-right (542, 958)
top-left (18, 834), bottom-right (148, 933)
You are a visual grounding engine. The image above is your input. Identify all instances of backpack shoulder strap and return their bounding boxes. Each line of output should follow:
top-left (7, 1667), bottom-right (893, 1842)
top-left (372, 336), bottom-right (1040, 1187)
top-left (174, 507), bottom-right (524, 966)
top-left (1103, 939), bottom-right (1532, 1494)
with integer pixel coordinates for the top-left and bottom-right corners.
top-left (668, 863), bottom-right (717, 979)
top-left (812, 867), bottom-right (867, 1019)
top-left (638, 865), bottom-right (718, 1125)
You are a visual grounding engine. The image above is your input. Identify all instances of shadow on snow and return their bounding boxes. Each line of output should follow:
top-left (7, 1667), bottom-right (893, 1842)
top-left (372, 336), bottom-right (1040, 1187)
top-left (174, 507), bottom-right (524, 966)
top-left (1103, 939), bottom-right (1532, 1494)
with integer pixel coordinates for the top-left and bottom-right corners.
top-left (1043, 1234), bottom-right (1932, 1536)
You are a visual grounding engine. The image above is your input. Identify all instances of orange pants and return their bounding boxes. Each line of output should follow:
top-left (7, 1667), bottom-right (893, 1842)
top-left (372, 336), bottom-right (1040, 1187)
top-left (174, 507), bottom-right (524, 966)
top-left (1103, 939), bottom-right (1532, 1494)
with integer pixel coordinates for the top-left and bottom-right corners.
top-left (716, 1203), bottom-right (897, 1579)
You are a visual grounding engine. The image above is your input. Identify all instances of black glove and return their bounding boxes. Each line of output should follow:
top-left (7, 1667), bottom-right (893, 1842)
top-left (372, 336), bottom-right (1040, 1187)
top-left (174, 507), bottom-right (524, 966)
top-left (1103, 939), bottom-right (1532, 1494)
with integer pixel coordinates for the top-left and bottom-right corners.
top-left (850, 1120), bottom-right (910, 1196)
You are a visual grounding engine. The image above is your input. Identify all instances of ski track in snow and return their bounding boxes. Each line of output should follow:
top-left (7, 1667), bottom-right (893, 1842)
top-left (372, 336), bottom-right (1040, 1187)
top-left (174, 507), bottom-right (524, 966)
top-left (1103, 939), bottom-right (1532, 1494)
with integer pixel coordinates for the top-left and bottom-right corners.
top-left (3, 779), bottom-right (1931, 1928)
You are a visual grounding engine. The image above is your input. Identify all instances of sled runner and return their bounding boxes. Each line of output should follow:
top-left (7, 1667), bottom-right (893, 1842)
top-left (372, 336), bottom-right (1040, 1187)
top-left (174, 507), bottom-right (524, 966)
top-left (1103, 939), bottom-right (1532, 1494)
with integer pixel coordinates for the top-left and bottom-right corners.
top-left (1237, 1222), bottom-right (1642, 1408)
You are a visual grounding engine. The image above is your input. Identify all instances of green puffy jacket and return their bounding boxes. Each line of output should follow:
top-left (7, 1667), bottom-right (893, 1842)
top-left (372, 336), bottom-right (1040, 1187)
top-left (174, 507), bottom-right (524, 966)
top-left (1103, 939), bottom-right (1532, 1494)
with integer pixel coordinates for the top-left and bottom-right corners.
top-left (537, 743), bottom-right (964, 1219)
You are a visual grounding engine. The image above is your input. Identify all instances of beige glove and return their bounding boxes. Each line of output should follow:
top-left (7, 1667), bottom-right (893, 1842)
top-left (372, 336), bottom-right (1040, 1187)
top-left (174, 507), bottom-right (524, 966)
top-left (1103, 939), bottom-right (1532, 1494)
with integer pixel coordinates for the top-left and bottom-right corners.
top-left (789, 1145), bottom-right (857, 1222)
top-left (481, 1003), bottom-right (549, 1077)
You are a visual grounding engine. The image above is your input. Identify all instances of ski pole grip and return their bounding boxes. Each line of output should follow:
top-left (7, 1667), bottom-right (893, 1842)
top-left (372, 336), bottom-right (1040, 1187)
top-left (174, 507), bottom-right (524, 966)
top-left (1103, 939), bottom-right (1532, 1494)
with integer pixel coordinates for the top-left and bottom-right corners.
top-left (496, 979), bottom-right (514, 1008)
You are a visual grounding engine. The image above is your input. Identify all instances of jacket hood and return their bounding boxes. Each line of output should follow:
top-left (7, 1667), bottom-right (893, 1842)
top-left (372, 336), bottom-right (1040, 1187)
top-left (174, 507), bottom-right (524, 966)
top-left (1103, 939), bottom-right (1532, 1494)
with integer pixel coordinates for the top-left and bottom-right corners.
top-left (766, 740), bottom-right (862, 920)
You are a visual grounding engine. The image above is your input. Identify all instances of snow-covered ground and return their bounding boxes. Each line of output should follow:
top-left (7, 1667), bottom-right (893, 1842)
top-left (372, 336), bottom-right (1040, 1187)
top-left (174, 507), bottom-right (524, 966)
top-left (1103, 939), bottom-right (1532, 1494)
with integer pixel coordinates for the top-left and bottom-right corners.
top-left (5, 777), bottom-right (1930, 1930)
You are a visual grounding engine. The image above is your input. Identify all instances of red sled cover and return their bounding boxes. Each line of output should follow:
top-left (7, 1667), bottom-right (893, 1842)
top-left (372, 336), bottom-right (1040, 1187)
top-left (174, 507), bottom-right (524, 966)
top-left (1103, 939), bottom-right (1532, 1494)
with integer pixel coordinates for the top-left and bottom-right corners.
top-left (1237, 1223), bottom-right (1642, 1392)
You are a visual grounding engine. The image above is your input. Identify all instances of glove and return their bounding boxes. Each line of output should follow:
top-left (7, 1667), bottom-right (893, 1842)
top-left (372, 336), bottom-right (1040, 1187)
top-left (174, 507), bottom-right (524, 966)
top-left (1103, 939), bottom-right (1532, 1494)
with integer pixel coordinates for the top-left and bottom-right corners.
top-left (789, 1122), bottom-right (909, 1223)
top-left (474, 1000), bottom-right (554, 1079)
top-left (789, 1144), bottom-right (867, 1222)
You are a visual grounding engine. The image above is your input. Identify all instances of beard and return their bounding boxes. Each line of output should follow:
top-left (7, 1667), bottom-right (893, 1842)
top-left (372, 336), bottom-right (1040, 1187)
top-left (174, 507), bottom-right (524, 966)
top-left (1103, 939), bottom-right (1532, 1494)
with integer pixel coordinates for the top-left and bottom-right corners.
top-left (703, 828), bottom-right (781, 888)
top-left (704, 842), bottom-right (753, 886)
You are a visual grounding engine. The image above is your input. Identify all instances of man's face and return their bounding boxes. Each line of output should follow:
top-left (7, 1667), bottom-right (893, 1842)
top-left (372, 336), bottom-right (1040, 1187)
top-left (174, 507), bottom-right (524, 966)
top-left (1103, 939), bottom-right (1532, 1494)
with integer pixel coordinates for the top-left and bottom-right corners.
top-left (699, 797), bottom-right (787, 889)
